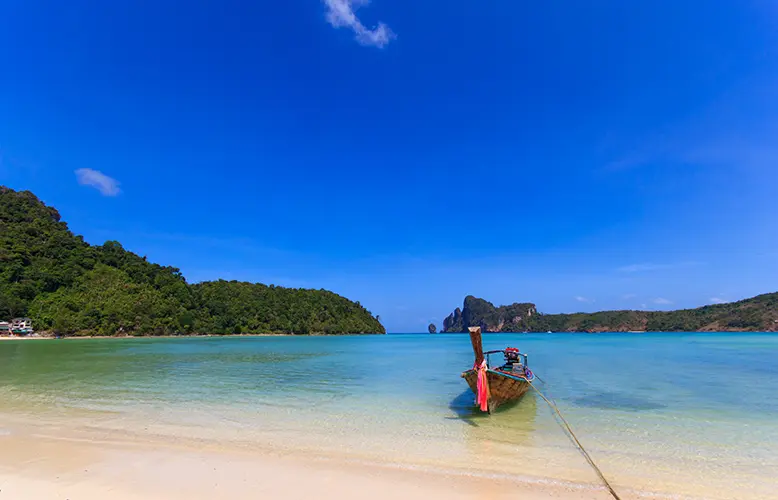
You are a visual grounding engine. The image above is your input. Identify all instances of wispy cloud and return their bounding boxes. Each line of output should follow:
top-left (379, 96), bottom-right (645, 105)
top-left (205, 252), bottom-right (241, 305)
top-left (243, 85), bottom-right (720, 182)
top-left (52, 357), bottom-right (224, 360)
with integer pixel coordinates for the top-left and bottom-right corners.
top-left (75, 168), bottom-right (121, 196)
top-left (622, 293), bottom-right (637, 300)
top-left (601, 78), bottom-right (778, 179)
top-left (575, 296), bottom-right (595, 303)
top-left (618, 263), bottom-right (670, 273)
top-left (617, 262), bottom-right (702, 273)
top-left (0, 147), bottom-right (40, 174)
top-left (709, 297), bottom-right (726, 304)
top-left (324, 0), bottom-right (395, 48)
top-left (602, 154), bottom-right (651, 172)
top-left (653, 297), bottom-right (673, 305)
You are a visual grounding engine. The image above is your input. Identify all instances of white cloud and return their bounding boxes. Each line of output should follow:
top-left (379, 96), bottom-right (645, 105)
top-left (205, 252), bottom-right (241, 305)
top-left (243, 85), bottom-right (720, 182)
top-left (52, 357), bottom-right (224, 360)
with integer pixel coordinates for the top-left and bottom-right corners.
top-left (653, 297), bottom-right (673, 305)
top-left (575, 296), bottom-right (594, 303)
top-left (618, 263), bottom-right (668, 273)
top-left (324, 0), bottom-right (395, 48)
top-left (617, 262), bottom-right (703, 273)
top-left (710, 297), bottom-right (726, 304)
top-left (75, 168), bottom-right (121, 196)
top-left (622, 293), bottom-right (637, 300)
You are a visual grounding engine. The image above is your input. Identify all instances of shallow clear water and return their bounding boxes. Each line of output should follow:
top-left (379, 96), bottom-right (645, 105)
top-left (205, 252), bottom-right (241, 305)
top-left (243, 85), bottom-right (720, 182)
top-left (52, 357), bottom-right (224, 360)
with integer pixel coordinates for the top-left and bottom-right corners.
top-left (1, 333), bottom-right (777, 499)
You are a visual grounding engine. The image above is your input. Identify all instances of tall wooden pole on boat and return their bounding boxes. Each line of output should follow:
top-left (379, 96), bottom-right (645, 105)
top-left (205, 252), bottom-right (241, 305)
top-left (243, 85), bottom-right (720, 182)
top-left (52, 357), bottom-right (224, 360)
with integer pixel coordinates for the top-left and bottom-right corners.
top-left (468, 326), bottom-right (484, 367)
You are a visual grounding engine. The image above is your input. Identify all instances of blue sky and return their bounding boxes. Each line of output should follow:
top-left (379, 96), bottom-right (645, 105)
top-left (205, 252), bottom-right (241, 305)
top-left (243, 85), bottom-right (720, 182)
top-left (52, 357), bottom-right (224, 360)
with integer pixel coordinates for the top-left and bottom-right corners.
top-left (1, 0), bottom-right (777, 332)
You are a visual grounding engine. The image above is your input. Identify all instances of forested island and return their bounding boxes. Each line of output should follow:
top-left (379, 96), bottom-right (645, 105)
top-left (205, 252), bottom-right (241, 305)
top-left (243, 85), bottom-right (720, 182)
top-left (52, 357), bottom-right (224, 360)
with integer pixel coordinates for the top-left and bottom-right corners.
top-left (0, 187), bottom-right (385, 336)
top-left (442, 294), bottom-right (778, 333)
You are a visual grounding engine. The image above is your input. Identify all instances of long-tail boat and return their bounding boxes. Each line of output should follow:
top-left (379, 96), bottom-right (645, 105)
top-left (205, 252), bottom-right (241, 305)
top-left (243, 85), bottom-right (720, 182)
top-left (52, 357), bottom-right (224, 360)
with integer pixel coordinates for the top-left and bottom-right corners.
top-left (461, 326), bottom-right (535, 413)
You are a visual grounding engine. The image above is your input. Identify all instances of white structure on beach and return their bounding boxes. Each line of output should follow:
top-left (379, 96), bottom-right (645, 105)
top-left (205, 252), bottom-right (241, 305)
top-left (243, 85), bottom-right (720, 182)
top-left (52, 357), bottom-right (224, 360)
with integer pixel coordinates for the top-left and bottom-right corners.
top-left (10, 318), bottom-right (33, 334)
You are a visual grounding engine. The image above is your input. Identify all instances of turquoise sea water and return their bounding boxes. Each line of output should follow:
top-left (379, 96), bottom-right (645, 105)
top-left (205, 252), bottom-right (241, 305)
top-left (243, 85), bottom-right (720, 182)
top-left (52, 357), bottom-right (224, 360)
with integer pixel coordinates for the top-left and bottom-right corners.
top-left (1, 333), bottom-right (777, 499)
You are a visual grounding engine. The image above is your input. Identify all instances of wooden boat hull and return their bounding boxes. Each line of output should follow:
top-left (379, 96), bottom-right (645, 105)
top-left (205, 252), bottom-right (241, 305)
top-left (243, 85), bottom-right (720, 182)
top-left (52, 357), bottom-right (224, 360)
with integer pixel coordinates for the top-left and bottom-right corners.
top-left (462, 369), bottom-right (532, 412)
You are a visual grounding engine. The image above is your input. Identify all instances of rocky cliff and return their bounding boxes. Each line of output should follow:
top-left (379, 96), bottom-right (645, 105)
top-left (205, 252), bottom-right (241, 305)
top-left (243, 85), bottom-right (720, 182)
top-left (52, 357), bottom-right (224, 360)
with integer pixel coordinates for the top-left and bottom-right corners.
top-left (442, 295), bottom-right (538, 332)
top-left (441, 293), bottom-right (778, 333)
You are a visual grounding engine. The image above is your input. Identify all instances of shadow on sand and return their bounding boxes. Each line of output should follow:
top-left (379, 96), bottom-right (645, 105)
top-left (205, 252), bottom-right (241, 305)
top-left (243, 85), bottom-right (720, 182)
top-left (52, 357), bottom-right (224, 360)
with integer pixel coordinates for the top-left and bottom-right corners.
top-left (446, 389), bottom-right (541, 455)
top-left (447, 389), bottom-right (535, 426)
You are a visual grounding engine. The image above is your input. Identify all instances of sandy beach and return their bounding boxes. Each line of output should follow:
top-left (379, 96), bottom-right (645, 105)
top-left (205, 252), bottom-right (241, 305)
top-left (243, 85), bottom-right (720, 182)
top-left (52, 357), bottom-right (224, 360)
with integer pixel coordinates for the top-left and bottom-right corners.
top-left (0, 418), bottom-right (614, 500)
top-left (2, 335), bottom-right (776, 500)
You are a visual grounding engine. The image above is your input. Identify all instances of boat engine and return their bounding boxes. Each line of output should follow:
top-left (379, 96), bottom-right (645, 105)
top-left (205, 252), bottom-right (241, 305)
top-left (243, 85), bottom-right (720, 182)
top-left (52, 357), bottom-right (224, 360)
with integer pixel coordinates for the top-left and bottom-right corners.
top-left (504, 347), bottom-right (521, 364)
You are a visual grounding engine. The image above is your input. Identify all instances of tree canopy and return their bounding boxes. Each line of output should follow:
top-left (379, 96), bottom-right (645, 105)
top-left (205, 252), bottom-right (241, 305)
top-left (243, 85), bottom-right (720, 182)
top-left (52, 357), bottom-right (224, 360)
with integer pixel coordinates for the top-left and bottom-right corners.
top-left (1, 187), bottom-right (385, 335)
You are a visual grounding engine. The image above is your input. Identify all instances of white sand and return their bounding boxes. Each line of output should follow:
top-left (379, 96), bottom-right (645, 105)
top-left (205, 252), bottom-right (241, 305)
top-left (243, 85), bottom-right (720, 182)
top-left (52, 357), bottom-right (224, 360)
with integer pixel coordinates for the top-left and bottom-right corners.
top-left (0, 425), bottom-right (614, 500)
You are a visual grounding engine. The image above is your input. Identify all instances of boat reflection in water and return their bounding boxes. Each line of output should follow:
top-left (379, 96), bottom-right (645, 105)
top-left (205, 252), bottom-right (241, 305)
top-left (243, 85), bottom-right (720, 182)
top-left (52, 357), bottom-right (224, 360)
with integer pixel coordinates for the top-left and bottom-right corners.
top-left (448, 386), bottom-right (540, 468)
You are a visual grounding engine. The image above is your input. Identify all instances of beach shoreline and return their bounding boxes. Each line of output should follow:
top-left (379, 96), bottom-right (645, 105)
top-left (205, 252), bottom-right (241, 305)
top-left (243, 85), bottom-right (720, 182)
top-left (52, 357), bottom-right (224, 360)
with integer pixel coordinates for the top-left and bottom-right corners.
top-left (3, 334), bottom-right (776, 500)
top-left (0, 332), bottom-right (354, 340)
top-left (0, 416), bottom-right (618, 500)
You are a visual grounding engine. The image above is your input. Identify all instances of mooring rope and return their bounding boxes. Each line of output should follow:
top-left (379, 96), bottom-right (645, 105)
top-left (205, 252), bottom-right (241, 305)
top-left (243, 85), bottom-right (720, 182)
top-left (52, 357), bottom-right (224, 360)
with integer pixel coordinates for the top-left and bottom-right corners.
top-left (528, 382), bottom-right (623, 500)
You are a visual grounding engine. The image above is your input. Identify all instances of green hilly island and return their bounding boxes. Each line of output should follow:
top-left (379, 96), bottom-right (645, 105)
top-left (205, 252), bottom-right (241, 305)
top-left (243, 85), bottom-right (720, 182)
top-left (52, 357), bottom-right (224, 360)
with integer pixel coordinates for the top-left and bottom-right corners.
top-left (443, 294), bottom-right (778, 333)
top-left (0, 187), bottom-right (385, 336)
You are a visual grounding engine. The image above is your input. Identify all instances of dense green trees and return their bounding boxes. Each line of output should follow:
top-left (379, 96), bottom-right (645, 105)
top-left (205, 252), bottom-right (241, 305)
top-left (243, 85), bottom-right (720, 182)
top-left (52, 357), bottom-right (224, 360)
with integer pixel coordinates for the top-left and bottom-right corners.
top-left (1, 188), bottom-right (92, 318)
top-left (190, 280), bottom-right (383, 335)
top-left (1, 187), bottom-right (385, 336)
top-left (442, 294), bottom-right (778, 333)
top-left (30, 265), bottom-right (184, 336)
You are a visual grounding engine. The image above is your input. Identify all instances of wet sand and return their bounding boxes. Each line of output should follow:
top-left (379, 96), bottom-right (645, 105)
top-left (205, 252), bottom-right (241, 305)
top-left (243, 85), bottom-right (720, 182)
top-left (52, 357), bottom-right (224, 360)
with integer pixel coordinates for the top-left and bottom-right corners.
top-left (0, 422), bottom-right (614, 500)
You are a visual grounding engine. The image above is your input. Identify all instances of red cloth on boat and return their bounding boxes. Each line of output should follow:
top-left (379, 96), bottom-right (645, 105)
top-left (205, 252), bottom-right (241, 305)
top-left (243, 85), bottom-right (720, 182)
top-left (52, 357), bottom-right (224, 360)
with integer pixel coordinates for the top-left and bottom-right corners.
top-left (475, 360), bottom-right (490, 412)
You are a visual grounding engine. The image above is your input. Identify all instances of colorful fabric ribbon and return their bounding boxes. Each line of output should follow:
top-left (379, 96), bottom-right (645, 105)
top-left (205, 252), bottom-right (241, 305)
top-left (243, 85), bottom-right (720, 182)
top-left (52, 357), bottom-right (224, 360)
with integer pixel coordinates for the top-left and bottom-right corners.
top-left (475, 359), bottom-right (490, 412)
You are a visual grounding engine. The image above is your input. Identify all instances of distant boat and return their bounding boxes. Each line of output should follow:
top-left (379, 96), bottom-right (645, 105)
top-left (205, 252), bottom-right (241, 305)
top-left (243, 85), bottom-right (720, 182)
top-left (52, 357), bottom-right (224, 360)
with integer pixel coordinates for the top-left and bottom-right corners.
top-left (461, 326), bottom-right (535, 413)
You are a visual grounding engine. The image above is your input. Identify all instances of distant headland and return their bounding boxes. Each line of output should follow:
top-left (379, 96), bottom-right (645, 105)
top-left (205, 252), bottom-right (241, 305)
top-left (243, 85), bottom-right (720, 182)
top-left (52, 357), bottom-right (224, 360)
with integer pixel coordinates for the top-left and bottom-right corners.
top-left (0, 187), bottom-right (385, 336)
top-left (442, 294), bottom-right (778, 333)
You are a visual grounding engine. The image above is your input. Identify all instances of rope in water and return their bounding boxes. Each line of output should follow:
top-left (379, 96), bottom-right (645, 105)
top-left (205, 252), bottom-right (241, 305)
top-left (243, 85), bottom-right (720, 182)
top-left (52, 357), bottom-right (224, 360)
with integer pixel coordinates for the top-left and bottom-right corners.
top-left (528, 381), bottom-right (623, 500)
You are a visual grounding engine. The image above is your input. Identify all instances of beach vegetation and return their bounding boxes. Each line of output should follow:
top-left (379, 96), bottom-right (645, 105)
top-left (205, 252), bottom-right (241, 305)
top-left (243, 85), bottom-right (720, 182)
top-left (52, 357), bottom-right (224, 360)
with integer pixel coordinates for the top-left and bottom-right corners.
top-left (0, 186), bottom-right (385, 336)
